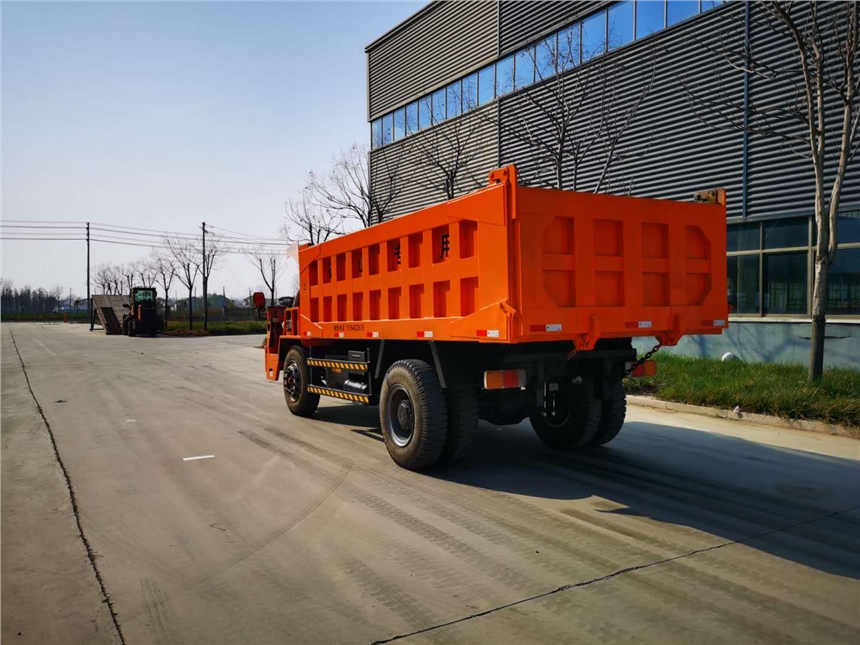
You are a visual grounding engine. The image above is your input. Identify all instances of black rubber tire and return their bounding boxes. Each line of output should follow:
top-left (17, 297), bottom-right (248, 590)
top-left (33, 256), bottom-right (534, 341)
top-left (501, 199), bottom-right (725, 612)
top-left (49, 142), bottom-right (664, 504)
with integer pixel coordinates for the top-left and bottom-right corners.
top-left (284, 345), bottom-right (320, 417)
top-left (529, 377), bottom-right (602, 450)
top-left (438, 373), bottom-right (479, 465)
top-left (128, 320), bottom-right (136, 337)
top-left (587, 381), bottom-right (627, 447)
top-left (380, 360), bottom-right (448, 471)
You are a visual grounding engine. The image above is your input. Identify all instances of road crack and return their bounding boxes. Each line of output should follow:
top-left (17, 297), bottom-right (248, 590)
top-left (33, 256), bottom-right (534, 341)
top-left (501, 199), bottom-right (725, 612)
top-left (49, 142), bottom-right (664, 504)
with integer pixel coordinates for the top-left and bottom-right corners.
top-left (370, 504), bottom-right (859, 644)
top-left (9, 328), bottom-right (126, 645)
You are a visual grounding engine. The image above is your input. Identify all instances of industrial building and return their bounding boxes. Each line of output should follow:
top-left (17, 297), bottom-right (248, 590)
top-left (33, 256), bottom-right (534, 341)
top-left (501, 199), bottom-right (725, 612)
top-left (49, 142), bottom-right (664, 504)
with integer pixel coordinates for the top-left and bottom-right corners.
top-left (365, 0), bottom-right (859, 367)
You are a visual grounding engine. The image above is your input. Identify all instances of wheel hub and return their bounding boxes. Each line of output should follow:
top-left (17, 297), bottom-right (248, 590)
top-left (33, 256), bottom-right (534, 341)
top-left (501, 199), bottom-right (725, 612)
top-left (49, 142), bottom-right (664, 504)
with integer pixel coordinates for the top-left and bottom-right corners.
top-left (387, 385), bottom-right (415, 447)
top-left (284, 362), bottom-right (301, 401)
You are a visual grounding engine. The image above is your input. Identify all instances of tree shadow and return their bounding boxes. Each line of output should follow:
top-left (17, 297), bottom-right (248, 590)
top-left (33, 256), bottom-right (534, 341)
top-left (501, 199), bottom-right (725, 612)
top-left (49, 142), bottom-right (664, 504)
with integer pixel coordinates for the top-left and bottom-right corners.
top-left (429, 419), bottom-right (860, 579)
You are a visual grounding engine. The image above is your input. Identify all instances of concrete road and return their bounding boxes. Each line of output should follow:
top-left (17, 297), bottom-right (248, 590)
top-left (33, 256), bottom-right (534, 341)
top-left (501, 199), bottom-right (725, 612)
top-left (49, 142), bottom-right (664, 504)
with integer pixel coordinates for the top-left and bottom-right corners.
top-left (3, 323), bottom-right (859, 645)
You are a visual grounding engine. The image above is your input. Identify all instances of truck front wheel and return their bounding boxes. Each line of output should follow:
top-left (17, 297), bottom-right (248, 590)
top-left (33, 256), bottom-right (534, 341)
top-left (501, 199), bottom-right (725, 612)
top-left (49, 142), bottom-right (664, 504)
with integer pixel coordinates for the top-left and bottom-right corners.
top-left (380, 360), bottom-right (448, 471)
top-left (529, 377), bottom-right (602, 450)
top-left (284, 346), bottom-right (319, 417)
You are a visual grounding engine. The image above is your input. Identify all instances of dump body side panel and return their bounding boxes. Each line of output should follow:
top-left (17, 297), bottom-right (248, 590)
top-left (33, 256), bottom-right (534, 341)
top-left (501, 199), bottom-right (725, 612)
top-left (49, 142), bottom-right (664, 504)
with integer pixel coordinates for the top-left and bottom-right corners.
top-left (297, 182), bottom-right (514, 343)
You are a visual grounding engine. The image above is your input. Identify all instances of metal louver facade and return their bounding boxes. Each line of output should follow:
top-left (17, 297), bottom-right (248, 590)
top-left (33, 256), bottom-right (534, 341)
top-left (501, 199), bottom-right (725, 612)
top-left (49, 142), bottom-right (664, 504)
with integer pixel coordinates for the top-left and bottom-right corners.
top-left (498, 0), bottom-right (610, 55)
top-left (745, 2), bottom-right (860, 219)
top-left (366, 1), bottom-right (497, 121)
top-left (499, 2), bottom-right (745, 217)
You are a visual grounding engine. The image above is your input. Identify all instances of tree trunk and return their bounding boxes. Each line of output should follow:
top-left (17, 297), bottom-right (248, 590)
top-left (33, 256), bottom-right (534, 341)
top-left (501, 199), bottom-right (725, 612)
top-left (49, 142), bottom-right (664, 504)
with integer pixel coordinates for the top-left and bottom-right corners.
top-left (188, 288), bottom-right (193, 330)
top-left (809, 257), bottom-right (829, 381)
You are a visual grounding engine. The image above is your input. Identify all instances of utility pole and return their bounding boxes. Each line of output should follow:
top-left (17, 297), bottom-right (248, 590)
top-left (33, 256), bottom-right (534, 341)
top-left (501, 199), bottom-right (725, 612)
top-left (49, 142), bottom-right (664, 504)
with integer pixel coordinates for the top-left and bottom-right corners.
top-left (87, 222), bottom-right (92, 331)
top-left (202, 221), bottom-right (208, 331)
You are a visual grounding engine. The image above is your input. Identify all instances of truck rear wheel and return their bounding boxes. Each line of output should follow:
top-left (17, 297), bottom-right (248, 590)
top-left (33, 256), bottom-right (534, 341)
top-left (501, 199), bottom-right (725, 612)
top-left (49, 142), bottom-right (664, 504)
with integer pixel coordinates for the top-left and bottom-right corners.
top-left (438, 375), bottom-right (478, 465)
top-left (529, 377), bottom-right (602, 450)
top-left (380, 360), bottom-right (448, 471)
top-left (284, 346), bottom-right (319, 417)
top-left (588, 381), bottom-right (627, 447)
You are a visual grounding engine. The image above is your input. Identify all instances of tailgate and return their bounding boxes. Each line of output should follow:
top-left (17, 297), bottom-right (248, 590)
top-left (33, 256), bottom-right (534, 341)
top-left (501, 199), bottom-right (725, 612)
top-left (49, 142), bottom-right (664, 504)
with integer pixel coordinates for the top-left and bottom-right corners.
top-left (510, 185), bottom-right (728, 349)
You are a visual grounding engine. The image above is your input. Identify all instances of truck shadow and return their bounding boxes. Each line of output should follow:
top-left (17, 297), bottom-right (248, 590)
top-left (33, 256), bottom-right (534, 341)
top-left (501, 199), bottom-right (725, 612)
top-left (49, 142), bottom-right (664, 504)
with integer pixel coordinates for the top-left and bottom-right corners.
top-left (430, 420), bottom-right (860, 580)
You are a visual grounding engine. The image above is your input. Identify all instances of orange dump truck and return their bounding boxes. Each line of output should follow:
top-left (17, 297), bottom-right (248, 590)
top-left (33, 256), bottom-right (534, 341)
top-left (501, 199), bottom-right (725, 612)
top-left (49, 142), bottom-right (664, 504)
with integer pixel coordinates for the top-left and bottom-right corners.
top-left (260, 165), bottom-right (727, 470)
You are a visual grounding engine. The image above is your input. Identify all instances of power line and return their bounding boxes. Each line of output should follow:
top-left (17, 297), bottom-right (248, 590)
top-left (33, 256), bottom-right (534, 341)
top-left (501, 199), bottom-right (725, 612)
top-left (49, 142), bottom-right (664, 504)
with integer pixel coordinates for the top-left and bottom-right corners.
top-left (3, 219), bottom-right (287, 245)
top-left (0, 235), bottom-right (86, 242)
top-left (1, 224), bottom-right (84, 230)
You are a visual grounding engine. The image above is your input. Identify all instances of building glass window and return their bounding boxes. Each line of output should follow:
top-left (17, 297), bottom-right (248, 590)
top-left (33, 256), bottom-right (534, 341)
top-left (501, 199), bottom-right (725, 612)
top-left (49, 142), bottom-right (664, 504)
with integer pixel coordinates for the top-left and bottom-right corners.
top-left (727, 255), bottom-right (760, 314)
top-left (582, 10), bottom-right (607, 61)
top-left (393, 108), bottom-right (405, 141)
top-left (462, 72), bottom-right (478, 111)
top-left (636, 0), bottom-right (665, 39)
top-left (608, 1), bottom-right (634, 50)
top-left (496, 55), bottom-right (514, 96)
top-left (827, 248), bottom-right (860, 315)
top-left (557, 24), bottom-right (580, 71)
top-left (515, 47), bottom-right (535, 90)
top-left (536, 34), bottom-right (557, 80)
top-left (405, 102), bottom-right (418, 135)
top-left (418, 95), bottom-right (432, 130)
top-left (446, 81), bottom-right (462, 119)
top-left (478, 64), bottom-right (495, 106)
top-left (836, 211), bottom-right (860, 244)
top-left (764, 252), bottom-right (808, 315)
top-left (667, 1), bottom-right (699, 26)
top-left (431, 88), bottom-right (446, 124)
top-left (382, 113), bottom-right (393, 146)
top-left (727, 222), bottom-right (760, 252)
top-left (702, 1), bottom-right (726, 9)
top-left (764, 217), bottom-right (808, 249)
top-left (371, 119), bottom-right (383, 149)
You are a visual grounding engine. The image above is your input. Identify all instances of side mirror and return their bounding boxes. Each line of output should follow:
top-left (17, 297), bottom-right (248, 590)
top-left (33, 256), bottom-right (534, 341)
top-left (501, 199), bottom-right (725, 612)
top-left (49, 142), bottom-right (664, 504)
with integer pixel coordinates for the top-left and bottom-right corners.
top-left (122, 304), bottom-right (130, 309)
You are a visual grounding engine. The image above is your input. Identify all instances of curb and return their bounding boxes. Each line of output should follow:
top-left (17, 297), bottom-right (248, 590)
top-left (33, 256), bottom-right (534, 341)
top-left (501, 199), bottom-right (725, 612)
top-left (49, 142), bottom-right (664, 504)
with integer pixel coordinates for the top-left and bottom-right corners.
top-left (627, 395), bottom-right (857, 439)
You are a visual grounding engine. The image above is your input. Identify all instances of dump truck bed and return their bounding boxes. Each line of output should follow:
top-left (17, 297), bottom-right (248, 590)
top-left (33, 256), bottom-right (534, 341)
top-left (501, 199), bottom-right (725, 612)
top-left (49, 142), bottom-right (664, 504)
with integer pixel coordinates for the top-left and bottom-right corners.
top-left (295, 166), bottom-right (727, 351)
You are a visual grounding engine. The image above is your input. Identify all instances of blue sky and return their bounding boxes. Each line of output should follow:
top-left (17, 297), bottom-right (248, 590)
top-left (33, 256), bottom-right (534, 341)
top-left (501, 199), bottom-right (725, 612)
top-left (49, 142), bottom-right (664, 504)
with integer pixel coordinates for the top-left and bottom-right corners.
top-left (2, 1), bottom-right (421, 298)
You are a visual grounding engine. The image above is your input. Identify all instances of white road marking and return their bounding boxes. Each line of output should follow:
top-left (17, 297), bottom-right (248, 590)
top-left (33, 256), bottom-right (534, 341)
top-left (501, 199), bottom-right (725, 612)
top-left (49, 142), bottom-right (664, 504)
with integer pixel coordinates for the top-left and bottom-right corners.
top-left (34, 338), bottom-right (57, 356)
top-left (126, 419), bottom-right (136, 423)
top-left (183, 455), bottom-right (215, 461)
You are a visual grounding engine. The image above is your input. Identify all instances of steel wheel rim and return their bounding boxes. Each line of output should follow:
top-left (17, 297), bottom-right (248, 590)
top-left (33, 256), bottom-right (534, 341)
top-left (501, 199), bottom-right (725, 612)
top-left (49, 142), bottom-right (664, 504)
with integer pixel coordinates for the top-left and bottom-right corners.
top-left (387, 384), bottom-right (414, 447)
top-left (284, 361), bottom-right (301, 401)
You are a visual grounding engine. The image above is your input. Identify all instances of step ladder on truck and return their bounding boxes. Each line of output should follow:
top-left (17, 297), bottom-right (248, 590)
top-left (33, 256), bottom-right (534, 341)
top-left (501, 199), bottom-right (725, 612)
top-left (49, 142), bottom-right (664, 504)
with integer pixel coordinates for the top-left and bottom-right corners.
top-left (256, 165), bottom-right (728, 471)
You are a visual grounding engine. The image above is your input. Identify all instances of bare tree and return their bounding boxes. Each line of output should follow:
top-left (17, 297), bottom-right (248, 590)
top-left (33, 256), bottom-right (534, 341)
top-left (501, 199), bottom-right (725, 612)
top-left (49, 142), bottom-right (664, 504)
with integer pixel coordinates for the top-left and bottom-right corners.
top-left (118, 263), bottom-right (136, 295)
top-left (309, 143), bottom-right (408, 227)
top-left (136, 259), bottom-right (158, 288)
top-left (94, 264), bottom-right (114, 295)
top-left (684, 2), bottom-right (859, 381)
top-left (282, 189), bottom-right (343, 245)
top-left (244, 246), bottom-right (285, 306)
top-left (413, 93), bottom-right (489, 200)
top-left (483, 27), bottom-right (657, 193)
top-left (165, 237), bottom-right (200, 330)
top-left (152, 251), bottom-right (177, 319)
